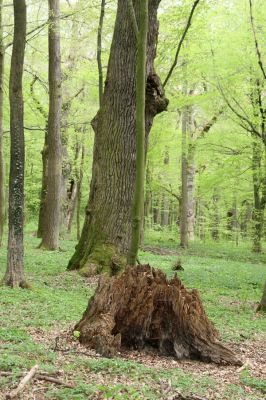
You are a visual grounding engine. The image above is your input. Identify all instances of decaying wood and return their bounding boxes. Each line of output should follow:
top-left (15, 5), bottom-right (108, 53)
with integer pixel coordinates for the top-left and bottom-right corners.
top-left (75, 264), bottom-right (242, 365)
top-left (1, 370), bottom-right (74, 389)
top-left (6, 364), bottom-right (39, 399)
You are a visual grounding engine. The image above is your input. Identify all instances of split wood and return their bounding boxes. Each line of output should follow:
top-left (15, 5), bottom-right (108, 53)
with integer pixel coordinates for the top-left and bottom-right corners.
top-left (6, 364), bottom-right (39, 399)
top-left (1, 368), bottom-right (75, 396)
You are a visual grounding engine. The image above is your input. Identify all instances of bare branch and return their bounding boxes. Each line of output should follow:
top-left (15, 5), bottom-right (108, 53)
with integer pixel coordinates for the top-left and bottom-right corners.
top-left (249, 0), bottom-right (266, 80)
top-left (163, 0), bottom-right (201, 87)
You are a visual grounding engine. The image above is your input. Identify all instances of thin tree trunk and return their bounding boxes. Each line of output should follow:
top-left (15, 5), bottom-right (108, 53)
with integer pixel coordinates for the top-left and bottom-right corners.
top-left (97, 0), bottom-right (105, 107)
top-left (257, 281), bottom-right (266, 312)
top-left (187, 143), bottom-right (196, 241)
top-left (3, 0), bottom-right (27, 288)
top-left (128, 0), bottom-right (148, 265)
top-left (252, 140), bottom-right (263, 252)
top-left (0, 0), bottom-right (4, 246)
top-left (76, 142), bottom-right (85, 241)
top-left (67, 0), bottom-right (168, 275)
top-left (40, 0), bottom-right (62, 250)
top-left (180, 102), bottom-right (189, 249)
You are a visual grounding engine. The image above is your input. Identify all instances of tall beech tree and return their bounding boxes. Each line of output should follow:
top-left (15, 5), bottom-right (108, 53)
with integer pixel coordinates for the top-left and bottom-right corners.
top-left (0, 0), bottom-right (4, 246)
top-left (39, 0), bottom-right (62, 250)
top-left (68, 0), bottom-right (168, 275)
top-left (3, 0), bottom-right (27, 287)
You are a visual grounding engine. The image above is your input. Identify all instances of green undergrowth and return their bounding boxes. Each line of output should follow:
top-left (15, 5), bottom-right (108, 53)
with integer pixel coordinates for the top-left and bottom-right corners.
top-left (0, 227), bottom-right (265, 399)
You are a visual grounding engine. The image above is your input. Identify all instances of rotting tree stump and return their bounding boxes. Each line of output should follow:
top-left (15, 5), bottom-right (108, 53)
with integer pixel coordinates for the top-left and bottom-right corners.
top-left (75, 264), bottom-right (242, 365)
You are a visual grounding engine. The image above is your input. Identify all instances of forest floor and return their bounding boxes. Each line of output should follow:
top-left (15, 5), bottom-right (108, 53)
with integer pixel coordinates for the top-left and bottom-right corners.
top-left (0, 227), bottom-right (265, 399)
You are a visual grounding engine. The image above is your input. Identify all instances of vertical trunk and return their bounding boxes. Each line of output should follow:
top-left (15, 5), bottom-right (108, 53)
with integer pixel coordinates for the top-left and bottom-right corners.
top-left (3, 0), bottom-right (27, 287)
top-left (211, 191), bottom-right (220, 241)
top-left (187, 143), bottom-right (196, 241)
top-left (67, 0), bottom-right (168, 275)
top-left (76, 142), bottom-right (85, 241)
top-left (257, 281), bottom-right (266, 312)
top-left (40, 0), bottom-right (62, 250)
top-left (0, 0), bottom-right (4, 246)
top-left (127, 0), bottom-right (148, 265)
top-left (37, 131), bottom-right (48, 238)
top-left (97, 0), bottom-right (105, 107)
top-left (180, 103), bottom-right (189, 249)
top-left (252, 140), bottom-right (263, 252)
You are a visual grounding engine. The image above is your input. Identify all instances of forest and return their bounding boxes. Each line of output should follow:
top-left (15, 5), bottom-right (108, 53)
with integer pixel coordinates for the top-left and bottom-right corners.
top-left (0, 0), bottom-right (265, 399)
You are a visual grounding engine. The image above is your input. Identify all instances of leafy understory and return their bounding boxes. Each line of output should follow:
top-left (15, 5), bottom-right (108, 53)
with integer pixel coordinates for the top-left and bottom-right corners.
top-left (0, 232), bottom-right (265, 399)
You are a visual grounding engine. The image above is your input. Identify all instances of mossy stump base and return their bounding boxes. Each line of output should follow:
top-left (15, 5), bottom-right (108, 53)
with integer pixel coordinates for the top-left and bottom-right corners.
top-left (75, 264), bottom-right (241, 365)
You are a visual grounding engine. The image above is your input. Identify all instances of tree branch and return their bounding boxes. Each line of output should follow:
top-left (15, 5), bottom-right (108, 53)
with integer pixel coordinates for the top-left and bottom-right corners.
top-left (163, 0), bottom-right (201, 87)
top-left (127, 0), bottom-right (138, 38)
top-left (249, 0), bottom-right (266, 80)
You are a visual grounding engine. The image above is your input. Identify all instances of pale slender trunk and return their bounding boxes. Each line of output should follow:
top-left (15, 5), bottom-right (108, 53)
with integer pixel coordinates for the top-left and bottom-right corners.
top-left (187, 143), bottom-right (196, 241)
top-left (0, 0), bottom-right (4, 246)
top-left (3, 0), bottom-right (27, 287)
top-left (257, 281), bottom-right (266, 312)
top-left (40, 0), bottom-right (62, 250)
top-left (180, 103), bottom-right (189, 249)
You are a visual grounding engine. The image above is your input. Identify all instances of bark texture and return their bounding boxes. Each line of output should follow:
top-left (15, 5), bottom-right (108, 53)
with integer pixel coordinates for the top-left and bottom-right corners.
top-left (39, 0), bottom-right (62, 250)
top-left (3, 0), bottom-right (27, 287)
top-left (68, 0), bottom-right (168, 275)
top-left (0, 0), bottom-right (4, 247)
top-left (75, 264), bottom-right (241, 365)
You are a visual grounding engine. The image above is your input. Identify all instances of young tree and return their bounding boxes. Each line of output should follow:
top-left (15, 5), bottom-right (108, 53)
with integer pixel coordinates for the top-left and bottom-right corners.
top-left (0, 0), bottom-right (4, 246)
top-left (3, 0), bottom-right (27, 287)
top-left (257, 281), bottom-right (266, 312)
top-left (39, 0), bottom-right (62, 250)
top-left (68, 0), bottom-right (168, 275)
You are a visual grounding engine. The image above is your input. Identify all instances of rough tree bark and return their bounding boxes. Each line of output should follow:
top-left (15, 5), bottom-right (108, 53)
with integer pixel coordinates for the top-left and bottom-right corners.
top-left (3, 0), bottom-right (27, 287)
top-left (252, 140), bottom-right (265, 252)
top-left (0, 0), bottom-right (4, 247)
top-left (67, 0), bottom-right (168, 275)
top-left (39, 0), bottom-right (62, 250)
top-left (127, 0), bottom-right (148, 266)
top-left (75, 265), bottom-right (241, 365)
top-left (97, 0), bottom-right (105, 107)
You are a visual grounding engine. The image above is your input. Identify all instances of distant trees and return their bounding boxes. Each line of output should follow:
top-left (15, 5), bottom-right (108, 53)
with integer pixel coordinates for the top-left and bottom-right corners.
top-left (39, 0), bottom-right (62, 250)
top-left (3, 0), bottom-right (27, 287)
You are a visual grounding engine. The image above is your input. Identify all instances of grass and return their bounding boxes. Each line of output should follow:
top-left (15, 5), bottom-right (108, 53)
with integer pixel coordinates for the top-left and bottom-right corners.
top-left (0, 227), bottom-right (265, 399)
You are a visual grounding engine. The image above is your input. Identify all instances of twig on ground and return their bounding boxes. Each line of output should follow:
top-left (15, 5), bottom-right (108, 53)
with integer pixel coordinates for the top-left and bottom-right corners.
top-left (1, 370), bottom-right (74, 389)
top-left (6, 364), bottom-right (39, 399)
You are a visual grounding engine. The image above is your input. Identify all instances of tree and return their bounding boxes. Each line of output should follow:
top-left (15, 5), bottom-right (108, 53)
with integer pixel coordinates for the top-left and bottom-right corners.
top-left (0, 0), bottom-right (4, 247)
top-left (39, 0), bottom-right (62, 250)
top-left (127, 0), bottom-right (148, 265)
top-left (257, 281), bottom-right (266, 312)
top-left (67, 0), bottom-right (168, 276)
top-left (3, 0), bottom-right (27, 287)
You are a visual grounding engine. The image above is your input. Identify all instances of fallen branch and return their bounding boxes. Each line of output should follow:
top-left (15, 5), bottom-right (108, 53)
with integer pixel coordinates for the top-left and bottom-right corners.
top-left (1, 370), bottom-right (74, 389)
top-left (6, 364), bottom-right (39, 399)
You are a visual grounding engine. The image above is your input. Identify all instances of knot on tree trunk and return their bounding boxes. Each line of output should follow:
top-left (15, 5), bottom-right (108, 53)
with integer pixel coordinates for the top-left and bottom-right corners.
top-left (146, 73), bottom-right (169, 117)
top-left (74, 264), bottom-right (241, 365)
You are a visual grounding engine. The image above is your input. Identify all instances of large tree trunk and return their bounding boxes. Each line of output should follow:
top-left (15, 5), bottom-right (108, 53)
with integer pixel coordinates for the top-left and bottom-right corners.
top-left (68, 0), bottom-right (168, 275)
top-left (3, 0), bottom-right (27, 288)
top-left (75, 265), bottom-right (241, 365)
top-left (39, 0), bottom-right (62, 250)
top-left (0, 0), bottom-right (4, 247)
